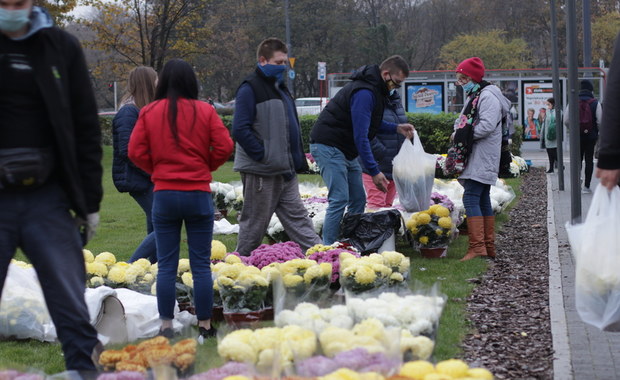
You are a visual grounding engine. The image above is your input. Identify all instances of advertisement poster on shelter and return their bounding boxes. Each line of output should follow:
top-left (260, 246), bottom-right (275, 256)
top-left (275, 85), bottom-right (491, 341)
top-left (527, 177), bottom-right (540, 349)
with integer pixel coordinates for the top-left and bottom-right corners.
top-left (406, 83), bottom-right (444, 114)
top-left (522, 81), bottom-right (554, 141)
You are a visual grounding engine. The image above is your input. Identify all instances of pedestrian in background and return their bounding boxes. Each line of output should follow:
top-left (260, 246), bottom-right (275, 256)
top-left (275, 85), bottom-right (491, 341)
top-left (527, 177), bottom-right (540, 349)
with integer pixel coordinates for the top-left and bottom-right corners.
top-left (232, 37), bottom-right (321, 256)
top-left (564, 80), bottom-right (602, 194)
top-left (0, 0), bottom-right (103, 370)
top-left (452, 57), bottom-right (511, 262)
top-left (310, 55), bottom-right (415, 245)
top-left (359, 89), bottom-right (407, 210)
top-left (596, 31), bottom-right (620, 190)
top-left (129, 59), bottom-right (234, 338)
top-left (112, 66), bottom-right (158, 263)
top-left (540, 98), bottom-right (558, 173)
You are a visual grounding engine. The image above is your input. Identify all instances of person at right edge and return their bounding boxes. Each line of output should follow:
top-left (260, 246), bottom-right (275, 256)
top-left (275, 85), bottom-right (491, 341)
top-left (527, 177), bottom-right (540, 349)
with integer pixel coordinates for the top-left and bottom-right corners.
top-left (0, 0), bottom-right (103, 371)
top-left (453, 57), bottom-right (510, 262)
top-left (596, 31), bottom-right (620, 190)
top-left (563, 80), bottom-right (602, 194)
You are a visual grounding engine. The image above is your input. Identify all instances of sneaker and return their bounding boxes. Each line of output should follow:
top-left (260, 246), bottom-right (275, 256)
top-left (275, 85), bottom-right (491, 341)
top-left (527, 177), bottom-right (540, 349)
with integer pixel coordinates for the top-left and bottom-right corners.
top-left (582, 187), bottom-right (592, 194)
top-left (199, 326), bottom-right (217, 339)
top-left (158, 328), bottom-right (174, 339)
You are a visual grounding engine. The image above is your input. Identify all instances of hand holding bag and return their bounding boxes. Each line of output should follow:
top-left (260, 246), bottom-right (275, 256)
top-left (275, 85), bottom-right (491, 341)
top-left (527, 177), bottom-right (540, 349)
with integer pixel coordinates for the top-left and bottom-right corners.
top-left (567, 185), bottom-right (620, 331)
top-left (392, 131), bottom-right (436, 212)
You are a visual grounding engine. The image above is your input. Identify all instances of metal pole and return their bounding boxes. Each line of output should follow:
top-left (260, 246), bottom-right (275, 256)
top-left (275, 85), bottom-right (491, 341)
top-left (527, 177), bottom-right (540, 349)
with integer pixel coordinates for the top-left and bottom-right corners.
top-left (113, 81), bottom-right (118, 112)
top-left (550, 0), bottom-right (564, 190)
top-left (284, 0), bottom-right (295, 95)
top-left (566, 0), bottom-right (582, 223)
top-left (583, 0), bottom-right (592, 68)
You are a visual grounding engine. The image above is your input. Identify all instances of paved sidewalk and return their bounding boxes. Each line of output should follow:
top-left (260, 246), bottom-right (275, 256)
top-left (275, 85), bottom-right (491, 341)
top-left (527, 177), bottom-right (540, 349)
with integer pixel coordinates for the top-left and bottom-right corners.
top-left (521, 142), bottom-right (620, 380)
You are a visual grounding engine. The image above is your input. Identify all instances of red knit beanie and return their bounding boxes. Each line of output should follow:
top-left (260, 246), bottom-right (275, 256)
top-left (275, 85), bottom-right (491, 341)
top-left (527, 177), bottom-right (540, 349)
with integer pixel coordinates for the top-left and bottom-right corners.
top-left (456, 57), bottom-right (485, 83)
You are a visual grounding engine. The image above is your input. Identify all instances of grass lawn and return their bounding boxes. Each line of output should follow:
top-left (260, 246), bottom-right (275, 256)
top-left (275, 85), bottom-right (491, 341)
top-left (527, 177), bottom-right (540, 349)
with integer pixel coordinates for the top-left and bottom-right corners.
top-left (0, 145), bottom-right (523, 373)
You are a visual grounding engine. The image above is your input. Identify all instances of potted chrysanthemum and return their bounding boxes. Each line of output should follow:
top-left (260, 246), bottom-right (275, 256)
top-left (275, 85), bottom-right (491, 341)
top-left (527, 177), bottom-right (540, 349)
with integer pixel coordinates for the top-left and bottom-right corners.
top-left (405, 205), bottom-right (455, 258)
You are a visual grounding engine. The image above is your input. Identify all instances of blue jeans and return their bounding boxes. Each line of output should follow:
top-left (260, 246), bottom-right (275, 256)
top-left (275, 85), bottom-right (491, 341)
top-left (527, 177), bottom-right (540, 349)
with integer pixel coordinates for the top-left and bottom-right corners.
top-left (310, 143), bottom-right (366, 244)
top-left (153, 190), bottom-right (214, 321)
top-left (129, 188), bottom-right (157, 263)
top-left (0, 182), bottom-right (99, 370)
top-left (462, 179), bottom-right (493, 217)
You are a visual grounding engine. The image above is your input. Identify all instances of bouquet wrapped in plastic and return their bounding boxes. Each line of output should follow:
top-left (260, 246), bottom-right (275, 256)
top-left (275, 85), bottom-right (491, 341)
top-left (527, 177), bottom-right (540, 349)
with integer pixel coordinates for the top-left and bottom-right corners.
top-left (272, 259), bottom-right (332, 312)
top-left (339, 252), bottom-right (409, 294)
top-left (405, 205), bottom-right (455, 250)
top-left (215, 263), bottom-right (269, 314)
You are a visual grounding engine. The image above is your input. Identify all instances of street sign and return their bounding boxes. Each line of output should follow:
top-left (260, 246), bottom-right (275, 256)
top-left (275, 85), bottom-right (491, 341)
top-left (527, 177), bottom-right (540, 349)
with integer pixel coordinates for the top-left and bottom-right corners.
top-left (289, 70), bottom-right (296, 80)
top-left (318, 62), bottom-right (326, 81)
top-left (289, 57), bottom-right (296, 68)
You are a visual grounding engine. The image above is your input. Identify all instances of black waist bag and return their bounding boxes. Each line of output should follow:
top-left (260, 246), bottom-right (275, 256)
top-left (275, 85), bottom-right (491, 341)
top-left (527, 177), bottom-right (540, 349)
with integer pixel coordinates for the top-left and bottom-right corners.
top-left (0, 147), bottom-right (54, 190)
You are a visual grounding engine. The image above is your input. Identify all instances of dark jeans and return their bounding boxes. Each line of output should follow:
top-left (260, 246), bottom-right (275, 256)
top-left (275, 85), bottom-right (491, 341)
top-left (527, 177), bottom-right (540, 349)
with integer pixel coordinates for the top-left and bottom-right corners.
top-left (462, 179), bottom-right (493, 217)
top-left (153, 190), bottom-right (214, 321)
top-left (546, 148), bottom-right (557, 170)
top-left (580, 137), bottom-right (596, 188)
top-left (0, 182), bottom-right (99, 370)
top-left (128, 187), bottom-right (157, 263)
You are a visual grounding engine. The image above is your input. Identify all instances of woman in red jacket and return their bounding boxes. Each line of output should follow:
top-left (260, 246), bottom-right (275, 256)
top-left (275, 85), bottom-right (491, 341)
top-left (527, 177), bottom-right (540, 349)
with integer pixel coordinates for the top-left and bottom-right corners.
top-left (129, 59), bottom-right (234, 338)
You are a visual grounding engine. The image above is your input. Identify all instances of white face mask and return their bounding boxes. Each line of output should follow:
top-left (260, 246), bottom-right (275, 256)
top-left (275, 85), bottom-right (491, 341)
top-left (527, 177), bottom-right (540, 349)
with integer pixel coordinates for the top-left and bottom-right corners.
top-left (0, 7), bottom-right (30, 33)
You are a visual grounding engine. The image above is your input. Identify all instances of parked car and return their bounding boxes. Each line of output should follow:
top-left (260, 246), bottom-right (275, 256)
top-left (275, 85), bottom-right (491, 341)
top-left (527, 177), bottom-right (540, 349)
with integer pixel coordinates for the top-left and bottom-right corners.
top-left (295, 97), bottom-right (329, 116)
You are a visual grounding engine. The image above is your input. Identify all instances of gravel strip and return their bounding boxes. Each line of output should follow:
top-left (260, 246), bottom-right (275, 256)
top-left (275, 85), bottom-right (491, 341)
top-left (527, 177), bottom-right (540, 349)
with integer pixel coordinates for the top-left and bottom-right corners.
top-left (460, 168), bottom-right (554, 379)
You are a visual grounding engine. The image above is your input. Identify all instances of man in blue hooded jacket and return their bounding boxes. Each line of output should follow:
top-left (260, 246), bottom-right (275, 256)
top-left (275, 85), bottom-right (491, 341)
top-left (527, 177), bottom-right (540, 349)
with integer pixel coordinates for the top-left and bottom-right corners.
top-left (0, 0), bottom-right (103, 371)
top-left (310, 55), bottom-right (414, 244)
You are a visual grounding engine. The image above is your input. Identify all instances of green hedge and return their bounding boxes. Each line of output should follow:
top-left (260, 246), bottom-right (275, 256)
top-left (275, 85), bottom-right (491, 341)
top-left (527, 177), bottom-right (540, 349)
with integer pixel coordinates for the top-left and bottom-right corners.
top-left (101, 112), bottom-right (523, 156)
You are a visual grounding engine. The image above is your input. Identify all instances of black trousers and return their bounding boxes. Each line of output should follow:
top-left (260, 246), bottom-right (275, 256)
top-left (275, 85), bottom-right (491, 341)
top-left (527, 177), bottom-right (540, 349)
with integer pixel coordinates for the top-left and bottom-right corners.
top-left (546, 148), bottom-right (557, 170)
top-left (580, 137), bottom-right (597, 188)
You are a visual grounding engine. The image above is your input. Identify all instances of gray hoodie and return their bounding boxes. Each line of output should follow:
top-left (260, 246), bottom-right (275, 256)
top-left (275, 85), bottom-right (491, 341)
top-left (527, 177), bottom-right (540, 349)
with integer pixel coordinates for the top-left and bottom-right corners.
top-left (455, 84), bottom-right (511, 185)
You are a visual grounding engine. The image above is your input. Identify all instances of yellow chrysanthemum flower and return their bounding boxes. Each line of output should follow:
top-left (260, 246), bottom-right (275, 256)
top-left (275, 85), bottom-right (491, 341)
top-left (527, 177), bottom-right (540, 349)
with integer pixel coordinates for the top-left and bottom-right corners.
top-left (124, 266), bottom-right (141, 283)
top-left (181, 272), bottom-right (194, 288)
top-left (177, 258), bottom-right (191, 274)
top-left (89, 276), bottom-right (105, 287)
top-left (419, 236), bottom-right (429, 245)
top-left (218, 264), bottom-right (242, 279)
top-left (225, 254), bottom-right (242, 264)
top-left (283, 274), bottom-right (304, 287)
top-left (428, 204), bottom-right (440, 215)
top-left (132, 258), bottom-right (151, 272)
top-left (83, 249), bottom-right (95, 263)
top-left (354, 266), bottom-right (376, 285)
top-left (435, 206), bottom-right (450, 218)
top-left (303, 265), bottom-right (324, 284)
top-left (389, 272), bottom-right (404, 282)
top-left (435, 229), bottom-right (443, 236)
top-left (405, 218), bottom-right (417, 230)
top-left (94, 251), bottom-right (116, 266)
top-left (381, 251), bottom-right (404, 267)
top-left (261, 266), bottom-right (280, 282)
top-left (217, 276), bottom-right (235, 287)
top-left (417, 213), bottom-right (431, 225)
top-left (211, 240), bottom-right (227, 261)
top-left (86, 262), bottom-right (108, 277)
top-left (107, 266), bottom-right (127, 284)
top-left (319, 262), bottom-right (333, 277)
top-left (142, 273), bottom-right (154, 284)
top-left (438, 216), bottom-right (453, 229)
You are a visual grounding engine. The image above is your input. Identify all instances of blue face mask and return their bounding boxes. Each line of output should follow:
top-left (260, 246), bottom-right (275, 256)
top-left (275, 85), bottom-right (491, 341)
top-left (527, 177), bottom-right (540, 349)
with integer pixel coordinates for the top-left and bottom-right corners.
top-left (259, 64), bottom-right (286, 82)
top-left (0, 8), bottom-right (30, 33)
top-left (461, 81), bottom-right (476, 93)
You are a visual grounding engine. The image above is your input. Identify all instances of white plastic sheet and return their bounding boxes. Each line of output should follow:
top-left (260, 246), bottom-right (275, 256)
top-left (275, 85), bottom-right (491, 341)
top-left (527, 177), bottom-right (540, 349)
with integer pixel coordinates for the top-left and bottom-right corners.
top-left (567, 185), bottom-right (620, 331)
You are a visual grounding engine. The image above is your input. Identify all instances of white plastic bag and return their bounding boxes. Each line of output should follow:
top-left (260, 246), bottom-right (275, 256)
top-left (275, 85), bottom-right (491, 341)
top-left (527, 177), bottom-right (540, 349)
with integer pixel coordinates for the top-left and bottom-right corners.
top-left (393, 131), bottom-right (436, 212)
top-left (567, 185), bottom-right (620, 331)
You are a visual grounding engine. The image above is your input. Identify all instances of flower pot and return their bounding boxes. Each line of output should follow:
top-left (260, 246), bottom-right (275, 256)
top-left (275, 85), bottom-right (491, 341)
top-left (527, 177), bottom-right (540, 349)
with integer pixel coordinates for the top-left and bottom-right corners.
top-left (219, 209), bottom-right (228, 218)
top-left (261, 307), bottom-right (274, 321)
top-left (224, 310), bottom-right (263, 327)
top-left (178, 302), bottom-right (195, 314)
top-left (420, 247), bottom-right (447, 258)
top-left (212, 306), bottom-right (224, 322)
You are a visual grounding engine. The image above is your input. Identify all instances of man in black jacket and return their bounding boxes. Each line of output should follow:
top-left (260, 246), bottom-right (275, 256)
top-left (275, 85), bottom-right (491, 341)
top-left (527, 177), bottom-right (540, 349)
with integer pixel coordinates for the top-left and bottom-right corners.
top-left (310, 56), bottom-right (414, 244)
top-left (597, 31), bottom-right (620, 189)
top-left (0, 0), bottom-right (103, 371)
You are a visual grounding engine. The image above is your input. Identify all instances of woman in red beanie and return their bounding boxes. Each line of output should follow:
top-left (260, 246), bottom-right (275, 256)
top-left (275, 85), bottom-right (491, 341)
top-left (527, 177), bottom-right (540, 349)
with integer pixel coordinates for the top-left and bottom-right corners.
top-left (453, 57), bottom-right (511, 261)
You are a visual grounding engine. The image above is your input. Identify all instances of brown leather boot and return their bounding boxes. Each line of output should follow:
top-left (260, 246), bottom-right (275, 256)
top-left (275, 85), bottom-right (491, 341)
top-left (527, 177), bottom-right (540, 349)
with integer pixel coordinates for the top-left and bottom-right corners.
top-left (460, 216), bottom-right (487, 261)
top-left (483, 215), bottom-right (496, 259)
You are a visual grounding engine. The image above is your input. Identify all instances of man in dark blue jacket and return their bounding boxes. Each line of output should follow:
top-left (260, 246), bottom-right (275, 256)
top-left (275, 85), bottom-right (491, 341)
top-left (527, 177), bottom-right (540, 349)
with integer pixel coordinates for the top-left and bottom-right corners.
top-left (0, 0), bottom-right (102, 371)
top-left (310, 56), bottom-right (414, 244)
top-left (359, 90), bottom-right (407, 210)
top-left (232, 38), bottom-right (321, 256)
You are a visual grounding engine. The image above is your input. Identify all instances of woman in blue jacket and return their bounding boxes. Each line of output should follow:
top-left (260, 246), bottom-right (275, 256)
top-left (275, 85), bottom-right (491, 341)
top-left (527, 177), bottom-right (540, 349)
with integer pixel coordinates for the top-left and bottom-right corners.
top-left (112, 66), bottom-right (158, 262)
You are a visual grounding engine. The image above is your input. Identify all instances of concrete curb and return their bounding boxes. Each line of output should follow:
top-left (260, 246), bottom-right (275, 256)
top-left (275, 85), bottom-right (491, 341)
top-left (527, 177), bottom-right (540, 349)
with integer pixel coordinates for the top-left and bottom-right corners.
top-left (547, 174), bottom-right (573, 380)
